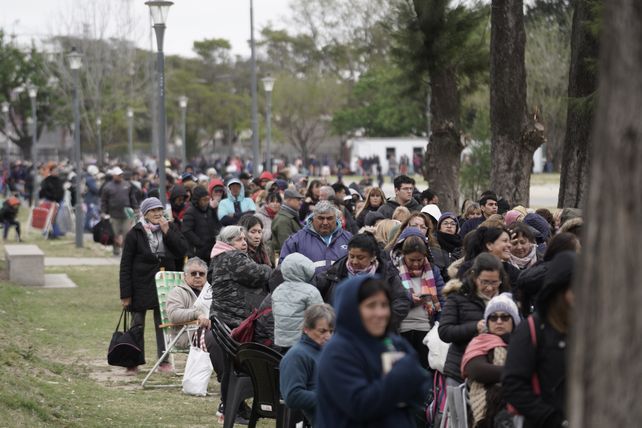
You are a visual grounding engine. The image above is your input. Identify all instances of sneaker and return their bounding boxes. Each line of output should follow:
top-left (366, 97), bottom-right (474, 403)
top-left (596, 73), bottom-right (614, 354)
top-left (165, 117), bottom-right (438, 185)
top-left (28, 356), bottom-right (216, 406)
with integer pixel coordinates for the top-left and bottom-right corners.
top-left (233, 415), bottom-right (249, 426)
top-left (158, 362), bottom-right (174, 373)
top-left (238, 402), bottom-right (252, 420)
top-left (216, 402), bottom-right (224, 418)
top-left (125, 366), bottom-right (139, 376)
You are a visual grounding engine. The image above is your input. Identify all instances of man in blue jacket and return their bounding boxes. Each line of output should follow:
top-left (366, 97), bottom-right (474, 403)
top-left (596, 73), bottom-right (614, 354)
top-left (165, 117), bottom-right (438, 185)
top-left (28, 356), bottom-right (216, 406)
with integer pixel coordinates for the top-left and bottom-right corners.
top-left (217, 177), bottom-right (256, 225)
top-left (279, 200), bottom-right (351, 274)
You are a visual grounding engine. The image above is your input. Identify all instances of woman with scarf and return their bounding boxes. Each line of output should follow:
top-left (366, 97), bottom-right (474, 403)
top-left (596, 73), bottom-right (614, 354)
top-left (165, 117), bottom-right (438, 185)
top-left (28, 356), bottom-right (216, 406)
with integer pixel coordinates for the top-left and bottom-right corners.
top-left (119, 197), bottom-right (188, 374)
top-left (313, 232), bottom-right (410, 331)
top-left (390, 228), bottom-right (445, 370)
top-left (461, 293), bottom-right (520, 428)
top-left (508, 222), bottom-right (541, 271)
top-left (238, 214), bottom-right (274, 267)
top-left (254, 191), bottom-right (281, 243)
top-left (431, 212), bottom-right (464, 282)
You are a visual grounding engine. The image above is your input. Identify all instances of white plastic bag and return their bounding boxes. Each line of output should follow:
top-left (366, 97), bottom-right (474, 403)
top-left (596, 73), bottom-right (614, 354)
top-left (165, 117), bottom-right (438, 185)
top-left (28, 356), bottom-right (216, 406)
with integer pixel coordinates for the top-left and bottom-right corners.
top-left (423, 321), bottom-right (450, 373)
top-left (182, 331), bottom-right (213, 396)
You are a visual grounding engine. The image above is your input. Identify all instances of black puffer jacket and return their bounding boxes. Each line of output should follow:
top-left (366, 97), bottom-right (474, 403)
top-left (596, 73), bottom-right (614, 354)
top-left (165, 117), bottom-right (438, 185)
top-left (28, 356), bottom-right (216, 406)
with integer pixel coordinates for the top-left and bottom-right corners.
top-left (516, 262), bottom-right (548, 316)
top-left (181, 191), bottom-right (221, 264)
top-left (208, 249), bottom-right (272, 328)
top-left (502, 313), bottom-right (567, 428)
top-left (439, 280), bottom-right (510, 383)
top-left (313, 255), bottom-right (411, 332)
top-left (119, 222), bottom-right (188, 312)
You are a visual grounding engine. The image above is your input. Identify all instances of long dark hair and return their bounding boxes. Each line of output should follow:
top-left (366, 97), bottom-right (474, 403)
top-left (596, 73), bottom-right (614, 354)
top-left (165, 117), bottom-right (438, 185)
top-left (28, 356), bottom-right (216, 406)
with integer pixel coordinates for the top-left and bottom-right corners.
top-left (464, 226), bottom-right (510, 261)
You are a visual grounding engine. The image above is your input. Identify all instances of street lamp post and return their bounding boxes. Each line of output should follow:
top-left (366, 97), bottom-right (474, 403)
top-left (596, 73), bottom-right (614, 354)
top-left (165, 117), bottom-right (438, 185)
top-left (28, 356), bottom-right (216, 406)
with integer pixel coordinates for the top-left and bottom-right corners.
top-left (261, 75), bottom-right (275, 174)
top-left (178, 95), bottom-right (187, 169)
top-left (68, 48), bottom-right (83, 248)
top-left (96, 117), bottom-right (103, 168)
top-left (28, 84), bottom-right (38, 205)
top-left (146, 0), bottom-right (173, 207)
top-left (127, 107), bottom-right (134, 166)
top-left (249, 0), bottom-right (259, 174)
top-left (2, 102), bottom-right (9, 172)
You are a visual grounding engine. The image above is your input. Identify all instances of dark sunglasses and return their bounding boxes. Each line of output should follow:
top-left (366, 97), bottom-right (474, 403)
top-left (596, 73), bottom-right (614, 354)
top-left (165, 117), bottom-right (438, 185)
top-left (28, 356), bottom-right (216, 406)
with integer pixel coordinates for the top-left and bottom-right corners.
top-left (189, 271), bottom-right (206, 277)
top-left (488, 313), bottom-right (512, 322)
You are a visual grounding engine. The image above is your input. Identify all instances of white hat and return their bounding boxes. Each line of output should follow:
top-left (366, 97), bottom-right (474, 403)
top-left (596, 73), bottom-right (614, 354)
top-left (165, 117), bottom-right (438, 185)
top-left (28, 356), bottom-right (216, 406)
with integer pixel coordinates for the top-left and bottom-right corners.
top-left (109, 166), bottom-right (124, 176)
top-left (421, 204), bottom-right (442, 222)
top-left (87, 165), bottom-right (99, 176)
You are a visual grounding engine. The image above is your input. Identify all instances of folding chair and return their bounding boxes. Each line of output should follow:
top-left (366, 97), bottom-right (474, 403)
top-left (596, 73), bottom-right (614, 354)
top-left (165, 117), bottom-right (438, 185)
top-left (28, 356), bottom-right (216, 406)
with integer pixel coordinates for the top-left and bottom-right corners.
top-left (440, 381), bottom-right (469, 428)
top-left (211, 316), bottom-right (255, 428)
top-left (141, 270), bottom-right (198, 388)
top-left (26, 201), bottom-right (58, 237)
top-left (236, 342), bottom-right (301, 428)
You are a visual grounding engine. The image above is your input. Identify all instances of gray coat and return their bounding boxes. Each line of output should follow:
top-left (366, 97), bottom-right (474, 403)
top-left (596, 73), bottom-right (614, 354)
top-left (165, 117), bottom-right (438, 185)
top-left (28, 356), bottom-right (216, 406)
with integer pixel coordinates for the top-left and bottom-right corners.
top-left (272, 253), bottom-right (323, 347)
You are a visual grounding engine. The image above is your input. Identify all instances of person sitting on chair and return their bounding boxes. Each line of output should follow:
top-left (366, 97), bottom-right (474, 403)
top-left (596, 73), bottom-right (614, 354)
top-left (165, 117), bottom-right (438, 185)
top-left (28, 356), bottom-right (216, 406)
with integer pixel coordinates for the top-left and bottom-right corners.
top-left (166, 257), bottom-right (221, 375)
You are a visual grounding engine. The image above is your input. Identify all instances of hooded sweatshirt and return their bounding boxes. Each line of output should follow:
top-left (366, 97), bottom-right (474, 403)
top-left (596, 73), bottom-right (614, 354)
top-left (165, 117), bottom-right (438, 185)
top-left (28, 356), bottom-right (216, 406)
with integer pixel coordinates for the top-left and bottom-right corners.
top-left (316, 275), bottom-right (429, 428)
top-left (272, 253), bottom-right (323, 347)
top-left (217, 180), bottom-right (257, 224)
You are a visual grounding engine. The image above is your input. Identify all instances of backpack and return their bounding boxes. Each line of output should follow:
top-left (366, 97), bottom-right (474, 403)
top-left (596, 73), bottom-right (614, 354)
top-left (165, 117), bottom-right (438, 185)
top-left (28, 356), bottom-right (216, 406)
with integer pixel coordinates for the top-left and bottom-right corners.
top-left (230, 306), bottom-right (272, 343)
top-left (426, 371), bottom-right (448, 427)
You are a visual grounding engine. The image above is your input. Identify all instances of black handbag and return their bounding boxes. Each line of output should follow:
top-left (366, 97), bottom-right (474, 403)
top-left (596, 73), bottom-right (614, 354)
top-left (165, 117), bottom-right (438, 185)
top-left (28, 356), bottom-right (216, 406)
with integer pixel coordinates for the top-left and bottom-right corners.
top-left (92, 218), bottom-right (114, 246)
top-left (107, 309), bottom-right (145, 368)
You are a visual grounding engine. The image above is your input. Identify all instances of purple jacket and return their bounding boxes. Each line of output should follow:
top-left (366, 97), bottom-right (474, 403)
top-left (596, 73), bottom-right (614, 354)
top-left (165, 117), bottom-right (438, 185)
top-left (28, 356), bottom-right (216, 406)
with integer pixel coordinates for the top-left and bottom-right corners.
top-left (279, 224), bottom-right (352, 274)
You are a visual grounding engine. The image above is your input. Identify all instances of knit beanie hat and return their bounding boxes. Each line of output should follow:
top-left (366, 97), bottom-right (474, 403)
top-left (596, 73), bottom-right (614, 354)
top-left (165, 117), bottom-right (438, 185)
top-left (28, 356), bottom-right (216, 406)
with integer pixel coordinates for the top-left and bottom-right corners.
top-left (484, 293), bottom-right (521, 327)
top-left (504, 210), bottom-right (523, 227)
top-left (438, 212), bottom-right (459, 233)
top-left (524, 213), bottom-right (551, 242)
top-left (140, 197), bottom-right (164, 215)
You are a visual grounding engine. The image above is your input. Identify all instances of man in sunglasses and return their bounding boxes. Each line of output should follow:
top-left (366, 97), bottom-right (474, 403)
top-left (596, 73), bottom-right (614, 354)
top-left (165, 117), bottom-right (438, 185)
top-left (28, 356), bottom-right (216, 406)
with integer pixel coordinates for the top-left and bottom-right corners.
top-left (166, 257), bottom-right (220, 372)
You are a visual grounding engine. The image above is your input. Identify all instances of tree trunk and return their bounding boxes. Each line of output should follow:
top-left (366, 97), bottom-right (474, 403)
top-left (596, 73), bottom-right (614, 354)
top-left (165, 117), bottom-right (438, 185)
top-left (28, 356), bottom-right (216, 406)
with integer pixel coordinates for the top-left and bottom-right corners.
top-left (424, 68), bottom-right (464, 213)
top-left (490, 0), bottom-right (545, 206)
top-left (568, 1), bottom-right (642, 427)
top-left (557, 0), bottom-right (599, 208)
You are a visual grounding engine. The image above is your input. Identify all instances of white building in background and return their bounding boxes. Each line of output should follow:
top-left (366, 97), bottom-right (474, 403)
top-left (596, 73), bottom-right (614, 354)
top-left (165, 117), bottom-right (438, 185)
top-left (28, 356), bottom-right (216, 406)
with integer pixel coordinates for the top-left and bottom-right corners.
top-left (347, 137), bottom-right (428, 174)
top-left (349, 137), bottom-right (548, 176)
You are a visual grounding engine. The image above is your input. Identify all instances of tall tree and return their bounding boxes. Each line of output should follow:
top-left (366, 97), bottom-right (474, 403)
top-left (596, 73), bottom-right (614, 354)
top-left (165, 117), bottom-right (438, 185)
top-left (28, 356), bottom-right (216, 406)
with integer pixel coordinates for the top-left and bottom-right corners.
top-left (392, 0), bottom-right (489, 212)
top-left (0, 31), bottom-right (57, 159)
top-left (490, 0), bottom-right (545, 206)
top-left (568, 0), bottom-right (642, 426)
top-left (557, 0), bottom-right (600, 208)
top-left (272, 74), bottom-right (345, 164)
top-left (525, 11), bottom-right (572, 171)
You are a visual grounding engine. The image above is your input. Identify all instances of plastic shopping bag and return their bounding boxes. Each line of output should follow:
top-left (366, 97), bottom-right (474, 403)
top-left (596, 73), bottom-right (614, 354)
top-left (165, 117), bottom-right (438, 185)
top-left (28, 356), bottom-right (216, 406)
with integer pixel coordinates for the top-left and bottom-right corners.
top-left (423, 321), bottom-right (451, 373)
top-left (182, 329), bottom-right (213, 396)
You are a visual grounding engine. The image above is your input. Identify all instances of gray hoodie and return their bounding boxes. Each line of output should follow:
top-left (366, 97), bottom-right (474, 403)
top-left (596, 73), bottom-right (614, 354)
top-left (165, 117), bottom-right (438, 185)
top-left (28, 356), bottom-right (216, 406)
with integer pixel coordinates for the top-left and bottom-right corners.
top-left (272, 253), bottom-right (323, 347)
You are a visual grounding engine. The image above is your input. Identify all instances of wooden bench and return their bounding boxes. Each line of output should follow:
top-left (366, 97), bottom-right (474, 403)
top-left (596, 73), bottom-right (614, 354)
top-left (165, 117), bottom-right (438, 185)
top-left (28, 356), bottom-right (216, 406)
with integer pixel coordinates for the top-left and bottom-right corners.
top-left (5, 244), bottom-right (45, 286)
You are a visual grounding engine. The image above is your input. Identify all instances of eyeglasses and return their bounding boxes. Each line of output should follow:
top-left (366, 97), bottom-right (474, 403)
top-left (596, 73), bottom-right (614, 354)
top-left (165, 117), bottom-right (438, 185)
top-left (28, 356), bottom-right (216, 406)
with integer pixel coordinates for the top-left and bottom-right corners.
top-left (441, 221), bottom-right (457, 227)
top-left (488, 313), bottom-right (512, 322)
top-left (189, 271), bottom-right (206, 277)
top-left (479, 280), bottom-right (501, 288)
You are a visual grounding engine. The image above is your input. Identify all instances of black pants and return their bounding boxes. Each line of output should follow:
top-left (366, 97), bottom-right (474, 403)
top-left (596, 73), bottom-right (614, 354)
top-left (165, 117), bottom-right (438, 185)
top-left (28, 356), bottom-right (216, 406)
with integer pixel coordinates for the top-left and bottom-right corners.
top-left (401, 329), bottom-right (430, 371)
top-left (3, 219), bottom-right (20, 239)
top-left (131, 308), bottom-right (166, 363)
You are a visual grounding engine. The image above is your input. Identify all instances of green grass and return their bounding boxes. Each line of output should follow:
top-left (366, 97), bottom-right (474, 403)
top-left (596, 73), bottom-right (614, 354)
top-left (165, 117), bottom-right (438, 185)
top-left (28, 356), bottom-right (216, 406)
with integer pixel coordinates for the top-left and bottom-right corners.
top-left (0, 262), bottom-right (265, 427)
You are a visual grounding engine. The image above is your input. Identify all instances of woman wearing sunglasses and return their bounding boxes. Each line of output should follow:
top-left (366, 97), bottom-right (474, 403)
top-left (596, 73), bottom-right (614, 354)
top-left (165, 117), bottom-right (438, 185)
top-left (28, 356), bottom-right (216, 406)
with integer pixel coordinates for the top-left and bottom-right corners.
top-left (460, 293), bottom-right (520, 428)
top-left (439, 253), bottom-right (511, 426)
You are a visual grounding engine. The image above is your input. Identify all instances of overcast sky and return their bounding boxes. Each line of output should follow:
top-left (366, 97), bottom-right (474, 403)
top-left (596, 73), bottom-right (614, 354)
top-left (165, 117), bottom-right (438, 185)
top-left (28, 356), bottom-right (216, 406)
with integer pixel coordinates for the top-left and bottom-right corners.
top-left (0, 0), bottom-right (292, 58)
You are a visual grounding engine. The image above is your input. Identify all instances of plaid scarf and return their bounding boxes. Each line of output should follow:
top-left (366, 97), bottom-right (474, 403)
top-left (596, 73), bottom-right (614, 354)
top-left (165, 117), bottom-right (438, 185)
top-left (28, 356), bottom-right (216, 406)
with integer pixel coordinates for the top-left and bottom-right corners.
top-left (397, 257), bottom-right (441, 317)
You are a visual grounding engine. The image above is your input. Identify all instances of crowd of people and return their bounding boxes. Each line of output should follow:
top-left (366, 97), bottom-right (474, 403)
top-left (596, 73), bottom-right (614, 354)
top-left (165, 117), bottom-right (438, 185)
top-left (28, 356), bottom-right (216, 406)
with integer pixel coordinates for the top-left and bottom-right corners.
top-left (5, 156), bottom-right (580, 427)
